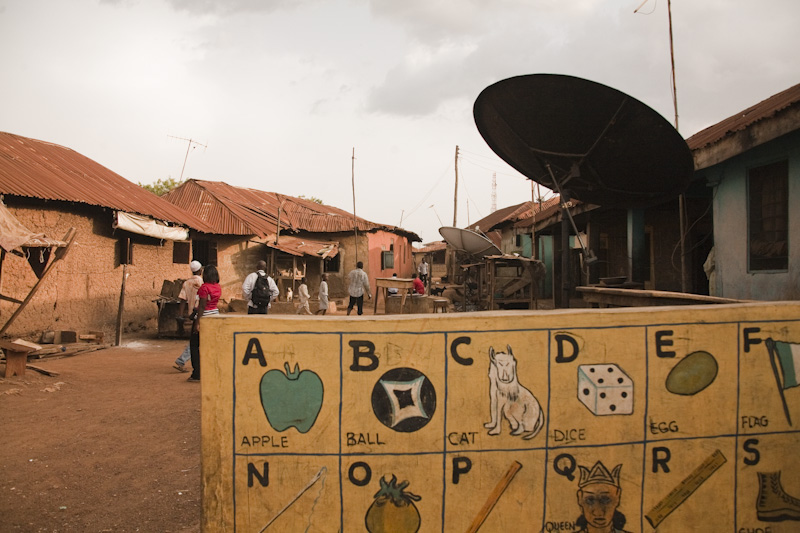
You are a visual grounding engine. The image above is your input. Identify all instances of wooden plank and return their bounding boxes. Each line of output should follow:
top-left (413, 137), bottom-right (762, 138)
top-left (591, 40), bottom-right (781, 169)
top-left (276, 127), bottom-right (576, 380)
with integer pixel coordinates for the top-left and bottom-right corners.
top-left (576, 286), bottom-right (751, 307)
top-left (25, 364), bottom-right (59, 377)
top-left (0, 338), bottom-right (41, 352)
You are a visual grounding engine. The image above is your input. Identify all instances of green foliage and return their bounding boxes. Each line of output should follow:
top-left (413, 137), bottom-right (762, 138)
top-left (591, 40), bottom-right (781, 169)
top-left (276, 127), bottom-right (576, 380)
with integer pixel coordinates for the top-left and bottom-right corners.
top-left (298, 195), bottom-right (324, 204)
top-left (139, 177), bottom-right (185, 196)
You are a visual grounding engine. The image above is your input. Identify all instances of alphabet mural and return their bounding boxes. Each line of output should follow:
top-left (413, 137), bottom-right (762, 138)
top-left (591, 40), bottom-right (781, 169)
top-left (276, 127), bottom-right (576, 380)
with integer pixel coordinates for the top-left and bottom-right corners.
top-left (200, 303), bottom-right (800, 531)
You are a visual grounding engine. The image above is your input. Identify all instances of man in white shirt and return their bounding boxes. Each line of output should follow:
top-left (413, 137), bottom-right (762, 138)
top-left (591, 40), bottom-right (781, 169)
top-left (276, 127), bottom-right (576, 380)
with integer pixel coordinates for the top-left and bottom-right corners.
top-left (418, 259), bottom-right (429, 285)
top-left (242, 260), bottom-right (280, 314)
top-left (346, 261), bottom-right (371, 316)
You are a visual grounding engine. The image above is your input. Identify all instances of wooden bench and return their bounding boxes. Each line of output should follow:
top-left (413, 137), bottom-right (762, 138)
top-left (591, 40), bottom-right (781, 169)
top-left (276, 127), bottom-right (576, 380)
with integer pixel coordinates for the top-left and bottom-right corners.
top-left (0, 339), bottom-right (42, 377)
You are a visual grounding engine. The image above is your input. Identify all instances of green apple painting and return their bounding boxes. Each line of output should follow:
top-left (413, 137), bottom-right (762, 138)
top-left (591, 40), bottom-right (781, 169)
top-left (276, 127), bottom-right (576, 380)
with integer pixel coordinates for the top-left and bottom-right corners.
top-left (260, 363), bottom-right (324, 433)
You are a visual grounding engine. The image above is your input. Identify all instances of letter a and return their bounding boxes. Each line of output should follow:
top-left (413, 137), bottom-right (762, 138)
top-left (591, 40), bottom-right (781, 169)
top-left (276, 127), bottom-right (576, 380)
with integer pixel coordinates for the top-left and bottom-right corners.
top-left (242, 338), bottom-right (267, 366)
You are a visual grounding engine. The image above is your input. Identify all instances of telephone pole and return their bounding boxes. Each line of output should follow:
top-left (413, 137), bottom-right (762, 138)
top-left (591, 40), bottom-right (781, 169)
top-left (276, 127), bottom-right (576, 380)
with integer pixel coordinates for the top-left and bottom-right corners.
top-left (453, 145), bottom-right (459, 226)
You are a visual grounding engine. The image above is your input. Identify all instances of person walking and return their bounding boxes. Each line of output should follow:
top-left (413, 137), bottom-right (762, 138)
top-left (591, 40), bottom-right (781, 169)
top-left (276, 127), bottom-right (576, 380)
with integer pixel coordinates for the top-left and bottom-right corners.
top-left (173, 260), bottom-right (203, 373)
top-left (242, 260), bottom-right (279, 314)
top-left (346, 261), bottom-right (371, 316)
top-left (315, 273), bottom-right (329, 315)
top-left (295, 277), bottom-right (312, 315)
top-left (418, 258), bottom-right (429, 285)
top-left (188, 265), bottom-right (221, 382)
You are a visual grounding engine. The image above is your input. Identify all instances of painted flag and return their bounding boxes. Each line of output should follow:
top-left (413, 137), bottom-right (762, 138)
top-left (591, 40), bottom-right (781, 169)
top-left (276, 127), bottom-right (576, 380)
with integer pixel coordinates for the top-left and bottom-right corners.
top-left (766, 338), bottom-right (799, 426)
top-left (773, 340), bottom-right (800, 389)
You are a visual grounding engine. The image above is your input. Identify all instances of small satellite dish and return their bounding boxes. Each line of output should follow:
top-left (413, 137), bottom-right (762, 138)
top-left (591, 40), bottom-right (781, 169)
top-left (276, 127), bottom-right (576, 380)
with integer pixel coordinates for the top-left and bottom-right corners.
top-left (473, 74), bottom-right (694, 208)
top-left (438, 227), bottom-right (501, 258)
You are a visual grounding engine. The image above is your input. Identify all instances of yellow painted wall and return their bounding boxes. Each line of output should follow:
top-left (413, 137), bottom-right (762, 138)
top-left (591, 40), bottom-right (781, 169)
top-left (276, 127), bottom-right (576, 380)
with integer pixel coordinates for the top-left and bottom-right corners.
top-left (200, 302), bottom-right (800, 532)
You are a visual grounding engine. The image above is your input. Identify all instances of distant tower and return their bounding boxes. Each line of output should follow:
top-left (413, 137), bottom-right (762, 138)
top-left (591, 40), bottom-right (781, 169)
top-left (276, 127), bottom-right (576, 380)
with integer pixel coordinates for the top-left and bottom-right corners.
top-left (491, 173), bottom-right (497, 213)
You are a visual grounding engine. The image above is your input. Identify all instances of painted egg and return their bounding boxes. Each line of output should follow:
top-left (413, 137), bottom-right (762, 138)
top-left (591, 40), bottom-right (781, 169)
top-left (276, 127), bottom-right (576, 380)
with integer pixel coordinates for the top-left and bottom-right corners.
top-left (665, 351), bottom-right (718, 395)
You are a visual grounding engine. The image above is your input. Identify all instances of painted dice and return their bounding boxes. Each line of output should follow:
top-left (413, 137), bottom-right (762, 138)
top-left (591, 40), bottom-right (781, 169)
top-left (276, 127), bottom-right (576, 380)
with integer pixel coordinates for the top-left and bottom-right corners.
top-left (577, 364), bottom-right (633, 415)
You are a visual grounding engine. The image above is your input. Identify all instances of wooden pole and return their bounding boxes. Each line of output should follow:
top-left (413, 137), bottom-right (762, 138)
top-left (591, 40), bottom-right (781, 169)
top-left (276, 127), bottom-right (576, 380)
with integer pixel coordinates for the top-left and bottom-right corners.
top-left (352, 147), bottom-right (359, 264)
top-left (453, 145), bottom-right (459, 226)
top-left (275, 198), bottom-right (282, 245)
top-left (115, 263), bottom-right (129, 346)
top-left (667, 0), bottom-right (688, 292)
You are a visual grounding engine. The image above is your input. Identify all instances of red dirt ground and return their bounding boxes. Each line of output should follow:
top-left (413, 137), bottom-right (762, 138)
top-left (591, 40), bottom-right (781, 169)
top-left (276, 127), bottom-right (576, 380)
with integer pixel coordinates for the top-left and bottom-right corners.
top-left (0, 337), bottom-right (201, 532)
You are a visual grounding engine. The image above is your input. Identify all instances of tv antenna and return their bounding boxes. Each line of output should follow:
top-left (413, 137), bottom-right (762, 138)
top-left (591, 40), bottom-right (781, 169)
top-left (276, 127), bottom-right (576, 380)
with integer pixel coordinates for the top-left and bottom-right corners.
top-left (168, 135), bottom-right (207, 181)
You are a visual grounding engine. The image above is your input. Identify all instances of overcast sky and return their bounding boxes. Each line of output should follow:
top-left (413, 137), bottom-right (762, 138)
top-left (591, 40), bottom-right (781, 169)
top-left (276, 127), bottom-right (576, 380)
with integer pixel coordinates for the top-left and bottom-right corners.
top-left (2, 0), bottom-right (798, 243)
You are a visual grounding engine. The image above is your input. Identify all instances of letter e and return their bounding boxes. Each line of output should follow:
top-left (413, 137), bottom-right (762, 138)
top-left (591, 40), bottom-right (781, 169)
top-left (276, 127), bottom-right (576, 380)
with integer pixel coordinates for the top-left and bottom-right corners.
top-left (655, 330), bottom-right (676, 358)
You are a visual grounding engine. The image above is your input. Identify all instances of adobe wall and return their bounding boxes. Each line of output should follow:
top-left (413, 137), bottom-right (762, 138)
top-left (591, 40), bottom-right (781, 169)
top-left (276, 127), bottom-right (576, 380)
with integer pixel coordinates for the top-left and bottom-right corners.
top-left (367, 230), bottom-right (414, 282)
top-left (211, 236), bottom-right (268, 305)
top-left (200, 302), bottom-right (800, 532)
top-left (2, 200), bottom-right (191, 340)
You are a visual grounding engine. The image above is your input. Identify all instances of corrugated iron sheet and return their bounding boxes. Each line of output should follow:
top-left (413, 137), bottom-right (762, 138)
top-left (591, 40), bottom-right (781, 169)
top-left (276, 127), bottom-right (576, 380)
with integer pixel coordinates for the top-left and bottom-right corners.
top-left (687, 82), bottom-right (800, 150)
top-left (262, 235), bottom-right (339, 258)
top-left (164, 180), bottom-right (421, 241)
top-left (469, 196), bottom-right (563, 233)
top-left (414, 241), bottom-right (447, 253)
top-left (0, 132), bottom-right (215, 233)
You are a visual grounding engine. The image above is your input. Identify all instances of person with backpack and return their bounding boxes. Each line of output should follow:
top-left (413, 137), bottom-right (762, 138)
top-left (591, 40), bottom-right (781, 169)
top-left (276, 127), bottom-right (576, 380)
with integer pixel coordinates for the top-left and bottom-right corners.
top-left (242, 260), bottom-right (279, 314)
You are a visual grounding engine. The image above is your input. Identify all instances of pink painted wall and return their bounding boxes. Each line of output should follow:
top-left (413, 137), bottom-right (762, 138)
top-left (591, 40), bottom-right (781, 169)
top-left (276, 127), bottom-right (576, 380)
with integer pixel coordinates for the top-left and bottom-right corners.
top-left (366, 231), bottom-right (414, 290)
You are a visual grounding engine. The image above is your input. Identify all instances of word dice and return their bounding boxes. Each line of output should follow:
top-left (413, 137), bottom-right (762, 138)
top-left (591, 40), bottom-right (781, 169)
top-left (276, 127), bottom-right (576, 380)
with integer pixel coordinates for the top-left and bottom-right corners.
top-left (577, 364), bottom-right (633, 416)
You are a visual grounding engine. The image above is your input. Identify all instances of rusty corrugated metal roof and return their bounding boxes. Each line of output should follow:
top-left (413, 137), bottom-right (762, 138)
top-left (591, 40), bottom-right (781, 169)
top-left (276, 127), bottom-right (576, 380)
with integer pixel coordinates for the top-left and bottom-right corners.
top-left (686, 82), bottom-right (800, 150)
top-left (468, 196), bottom-right (562, 232)
top-left (265, 235), bottom-right (339, 258)
top-left (164, 179), bottom-right (421, 241)
top-left (414, 241), bottom-right (447, 254)
top-left (0, 131), bottom-right (215, 232)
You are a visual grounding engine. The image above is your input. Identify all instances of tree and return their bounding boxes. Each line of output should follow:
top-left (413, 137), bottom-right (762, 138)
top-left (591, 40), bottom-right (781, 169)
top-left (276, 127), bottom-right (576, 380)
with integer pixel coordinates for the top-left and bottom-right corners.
top-left (139, 177), bottom-right (185, 196)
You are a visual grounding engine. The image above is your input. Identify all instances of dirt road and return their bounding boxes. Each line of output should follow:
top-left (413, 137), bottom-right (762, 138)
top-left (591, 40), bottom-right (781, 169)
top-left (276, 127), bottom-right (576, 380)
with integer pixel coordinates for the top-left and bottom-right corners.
top-left (1, 338), bottom-right (201, 532)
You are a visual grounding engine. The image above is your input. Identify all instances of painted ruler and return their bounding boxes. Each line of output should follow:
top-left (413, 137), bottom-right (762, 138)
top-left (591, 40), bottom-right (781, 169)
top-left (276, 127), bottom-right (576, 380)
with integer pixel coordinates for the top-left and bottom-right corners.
top-left (645, 449), bottom-right (727, 528)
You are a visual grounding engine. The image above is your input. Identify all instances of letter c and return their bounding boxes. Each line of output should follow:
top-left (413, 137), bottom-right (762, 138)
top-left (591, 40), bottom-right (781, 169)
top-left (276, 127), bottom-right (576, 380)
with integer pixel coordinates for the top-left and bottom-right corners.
top-left (450, 336), bottom-right (472, 366)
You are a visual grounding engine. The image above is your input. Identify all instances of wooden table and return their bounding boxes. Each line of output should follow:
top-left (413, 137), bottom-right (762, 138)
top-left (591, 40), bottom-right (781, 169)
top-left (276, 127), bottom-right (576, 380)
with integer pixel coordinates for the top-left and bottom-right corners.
top-left (374, 277), bottom-right (415, 314)
top-left (577, 286), bottom-right (749, 308)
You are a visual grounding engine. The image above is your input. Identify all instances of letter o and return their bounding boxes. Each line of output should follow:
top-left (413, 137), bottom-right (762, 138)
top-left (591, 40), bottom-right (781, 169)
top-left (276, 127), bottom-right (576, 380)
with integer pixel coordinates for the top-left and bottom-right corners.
top-left (348, 461), bottom-right (372, 487)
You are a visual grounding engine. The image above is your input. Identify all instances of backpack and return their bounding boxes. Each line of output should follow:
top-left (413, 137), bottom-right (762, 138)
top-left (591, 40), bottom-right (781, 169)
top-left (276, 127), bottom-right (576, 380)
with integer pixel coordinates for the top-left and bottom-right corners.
top-left (251, 272), bottom-right (271, 307)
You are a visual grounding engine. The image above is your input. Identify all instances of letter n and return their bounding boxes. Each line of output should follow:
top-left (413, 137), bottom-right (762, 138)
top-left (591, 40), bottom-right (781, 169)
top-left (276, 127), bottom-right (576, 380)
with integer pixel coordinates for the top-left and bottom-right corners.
top-left (248, 462), bottom-right (269, 487)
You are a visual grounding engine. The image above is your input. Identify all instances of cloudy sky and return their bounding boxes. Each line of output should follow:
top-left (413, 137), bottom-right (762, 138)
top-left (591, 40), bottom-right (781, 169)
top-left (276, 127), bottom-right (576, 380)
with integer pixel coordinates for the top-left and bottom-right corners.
top-left (2, 0), bottom-right (798, 243)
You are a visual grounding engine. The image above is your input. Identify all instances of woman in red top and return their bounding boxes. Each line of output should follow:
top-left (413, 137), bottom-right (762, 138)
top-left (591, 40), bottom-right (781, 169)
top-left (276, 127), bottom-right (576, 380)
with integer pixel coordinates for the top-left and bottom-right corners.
top-left (188, 265), bottom-right (221, 382)
top-left (412, 273), bottom-right (425, 295)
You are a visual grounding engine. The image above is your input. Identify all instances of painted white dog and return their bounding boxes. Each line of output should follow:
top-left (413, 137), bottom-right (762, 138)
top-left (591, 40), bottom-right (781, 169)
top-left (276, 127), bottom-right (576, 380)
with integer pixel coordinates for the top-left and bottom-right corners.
top-left (484, 345), bottom-right (544, 440)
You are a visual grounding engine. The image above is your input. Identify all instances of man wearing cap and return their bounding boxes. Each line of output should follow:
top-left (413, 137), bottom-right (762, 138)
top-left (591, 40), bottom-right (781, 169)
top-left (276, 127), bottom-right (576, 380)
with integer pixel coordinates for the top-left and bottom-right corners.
top-left (173, 260), bottom-right (203, 372)
top-left (574, 460), bottom-right (630, 533)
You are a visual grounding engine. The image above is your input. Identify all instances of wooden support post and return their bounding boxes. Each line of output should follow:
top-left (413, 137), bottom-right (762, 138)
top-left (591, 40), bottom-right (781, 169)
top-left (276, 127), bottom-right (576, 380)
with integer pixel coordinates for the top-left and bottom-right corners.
top-left (115, 264), bottom-right (129, 346)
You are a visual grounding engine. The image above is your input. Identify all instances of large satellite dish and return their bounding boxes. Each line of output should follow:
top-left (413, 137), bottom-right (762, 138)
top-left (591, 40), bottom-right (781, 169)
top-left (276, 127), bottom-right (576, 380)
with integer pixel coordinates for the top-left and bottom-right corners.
top-left (439, 227), bottom-right (501, 259)
top-left (473, 74), bottom-right (694, 208)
